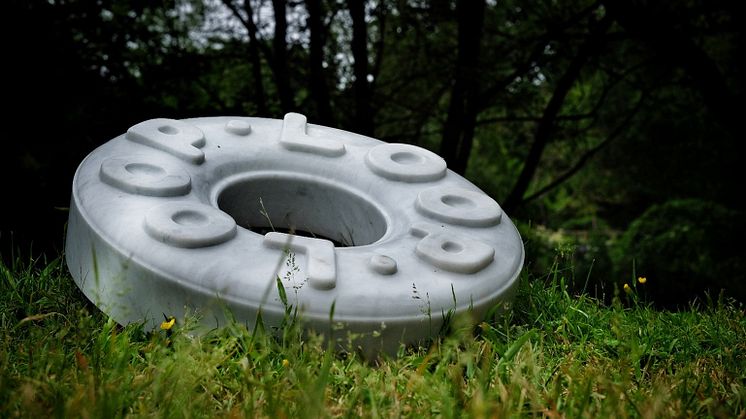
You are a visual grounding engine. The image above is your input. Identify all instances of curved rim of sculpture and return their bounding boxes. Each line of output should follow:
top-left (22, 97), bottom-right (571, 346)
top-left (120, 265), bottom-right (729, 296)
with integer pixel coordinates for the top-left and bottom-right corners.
top-left (65, 113), bottom-right (524, 351)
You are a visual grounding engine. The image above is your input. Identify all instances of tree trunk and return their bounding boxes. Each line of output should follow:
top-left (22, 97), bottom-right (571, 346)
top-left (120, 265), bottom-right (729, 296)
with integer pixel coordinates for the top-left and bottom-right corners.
top-left (346, 0), bottom-right (374, 136)
top-left (221, 0), bottom-right (269, 114)
top-left (272, 0), bottom-right (293, 113)
top-left (306, 0), bottom-right (335, 126)
top-left (439, 0), bottom-right (486, 175)
top-left (244, 0), bottom-right (268, 115)
top-left (503, 15), bottom-right (611, 212)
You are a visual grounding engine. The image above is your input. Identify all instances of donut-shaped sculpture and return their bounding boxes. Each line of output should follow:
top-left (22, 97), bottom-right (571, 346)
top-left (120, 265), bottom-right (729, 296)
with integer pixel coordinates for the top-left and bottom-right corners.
top-left (65, 113), bottom-right (524, 354)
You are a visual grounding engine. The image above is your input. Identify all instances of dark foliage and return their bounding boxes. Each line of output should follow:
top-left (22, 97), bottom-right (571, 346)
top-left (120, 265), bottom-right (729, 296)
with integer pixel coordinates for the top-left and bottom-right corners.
top-left (2, 0), bottom-right (743, 306)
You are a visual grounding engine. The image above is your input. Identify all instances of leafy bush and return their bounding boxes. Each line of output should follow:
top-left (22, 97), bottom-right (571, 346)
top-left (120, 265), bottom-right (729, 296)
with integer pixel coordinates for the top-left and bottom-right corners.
top-left (517, 219), bottom-right (616, 302)
top-left (613, 199), bottom-right (745, 307)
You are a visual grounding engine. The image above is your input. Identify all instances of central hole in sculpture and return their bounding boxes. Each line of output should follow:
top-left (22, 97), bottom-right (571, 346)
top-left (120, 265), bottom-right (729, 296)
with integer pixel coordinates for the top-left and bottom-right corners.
top-left (217, 175), bottom-right (388, 247)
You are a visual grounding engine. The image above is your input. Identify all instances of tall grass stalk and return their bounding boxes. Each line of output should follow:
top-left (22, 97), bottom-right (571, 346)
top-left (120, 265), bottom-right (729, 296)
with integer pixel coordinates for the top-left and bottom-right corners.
top-left (1, 255), bottom-right (744, 417)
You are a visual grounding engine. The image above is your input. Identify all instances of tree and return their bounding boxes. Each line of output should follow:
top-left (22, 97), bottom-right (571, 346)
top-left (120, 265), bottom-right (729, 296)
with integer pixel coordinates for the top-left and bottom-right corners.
top-left (346, 0), bottom-right (374, 135)
top-left (439, 0), bottom-right (486, 175)
top-left (244, 0), bottom-right (269, 115)
top-left (271, 0), bottom-right (294, 112)
top-left (306, 0), bottom-right (335, 125)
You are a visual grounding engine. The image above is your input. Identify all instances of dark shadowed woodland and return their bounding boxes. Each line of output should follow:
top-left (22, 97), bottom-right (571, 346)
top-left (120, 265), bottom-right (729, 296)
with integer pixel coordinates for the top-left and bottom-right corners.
top-left (3, 0), bottom-right (744, 307)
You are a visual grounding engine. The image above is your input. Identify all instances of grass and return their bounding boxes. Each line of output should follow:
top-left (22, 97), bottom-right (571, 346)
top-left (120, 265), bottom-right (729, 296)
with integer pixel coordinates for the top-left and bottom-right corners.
top-left (1, 254), bottom-right (744, 418)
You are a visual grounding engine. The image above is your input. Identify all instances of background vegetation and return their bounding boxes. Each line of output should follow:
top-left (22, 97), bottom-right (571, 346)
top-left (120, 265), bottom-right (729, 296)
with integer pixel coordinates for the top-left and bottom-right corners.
top-left (4, 0), bottom-right (743, 306)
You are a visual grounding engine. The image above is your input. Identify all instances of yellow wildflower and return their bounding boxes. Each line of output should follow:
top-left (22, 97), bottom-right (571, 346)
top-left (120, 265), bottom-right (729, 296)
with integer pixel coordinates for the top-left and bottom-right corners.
top-left (623, 283), bottom-right (632, 294)
top-left (637, 276), bottom-right (647, 284)
top-left (282, 359), bottom-right (290, 367)
top-left (160, 316), bottom-right (175, 330)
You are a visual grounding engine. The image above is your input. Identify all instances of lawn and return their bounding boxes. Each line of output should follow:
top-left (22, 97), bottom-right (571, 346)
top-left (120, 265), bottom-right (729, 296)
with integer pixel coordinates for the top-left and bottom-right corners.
top-left (1, 255), bottom-right (744, 417)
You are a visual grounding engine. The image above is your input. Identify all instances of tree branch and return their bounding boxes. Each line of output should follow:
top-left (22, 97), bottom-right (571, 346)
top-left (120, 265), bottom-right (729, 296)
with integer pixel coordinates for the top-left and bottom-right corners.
top-left (221, 0), bottom-right (273, 59)
top-left (521, 90), bottom-right (650, 204)
top-left (476, 1), bottom-right (602, 111)
top-left (503, 13), bottom-right (612, 212)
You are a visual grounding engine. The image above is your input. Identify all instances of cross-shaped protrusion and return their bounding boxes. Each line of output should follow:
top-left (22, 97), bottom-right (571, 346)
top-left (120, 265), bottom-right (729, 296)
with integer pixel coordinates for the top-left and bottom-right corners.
top-left (263, 232), bottom-right (337, 290)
